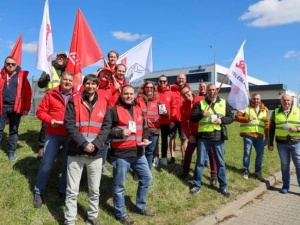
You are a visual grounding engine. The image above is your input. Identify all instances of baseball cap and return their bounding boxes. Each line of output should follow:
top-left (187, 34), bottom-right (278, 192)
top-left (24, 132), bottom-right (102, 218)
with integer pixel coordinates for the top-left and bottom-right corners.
top-left (56, 52), bottom-right (68, 58)
top-left (99, 67), bottom-right (113, 75)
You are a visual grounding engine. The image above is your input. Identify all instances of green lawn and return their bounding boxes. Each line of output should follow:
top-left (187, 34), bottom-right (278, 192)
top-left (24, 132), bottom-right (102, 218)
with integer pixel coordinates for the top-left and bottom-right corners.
top-left (0, 117), bottom-right (280, 225)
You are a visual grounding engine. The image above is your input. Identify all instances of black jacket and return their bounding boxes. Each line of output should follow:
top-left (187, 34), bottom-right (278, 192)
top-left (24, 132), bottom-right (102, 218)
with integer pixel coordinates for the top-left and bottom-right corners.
top-left (190, 96), bottom-right (234, 140)
top-left (109, 98), bottom-right (149, 158)
top-left (64, 92), bottom-right (112, 158)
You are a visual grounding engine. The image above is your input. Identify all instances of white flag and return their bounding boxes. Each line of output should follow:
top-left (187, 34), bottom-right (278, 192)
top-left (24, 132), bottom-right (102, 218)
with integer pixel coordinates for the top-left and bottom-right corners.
top-left (36, 0), bottom-right (54, 77)
top-left (118, 37), bottom-right (153, 83)
top-left (227, 40), bottom-right (249, 111)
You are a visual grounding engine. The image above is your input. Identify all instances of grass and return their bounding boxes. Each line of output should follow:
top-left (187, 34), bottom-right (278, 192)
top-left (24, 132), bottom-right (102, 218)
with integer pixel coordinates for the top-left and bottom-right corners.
top-left (0, 117), bottom-right (280, 225)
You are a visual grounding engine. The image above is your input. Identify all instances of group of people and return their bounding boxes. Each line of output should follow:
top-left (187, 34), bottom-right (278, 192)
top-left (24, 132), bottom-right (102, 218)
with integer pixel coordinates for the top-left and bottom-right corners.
top-left (1, 51), bottom-right (300, 225)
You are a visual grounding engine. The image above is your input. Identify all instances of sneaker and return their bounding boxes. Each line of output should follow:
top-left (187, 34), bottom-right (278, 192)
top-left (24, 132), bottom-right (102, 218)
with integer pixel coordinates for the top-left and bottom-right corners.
top-left (160, 158), bottom-right (168, 166)
top-left (243, 172), bottom-right (249, 180)
top-left (168, 157), bottom-right (175, 164)
top-left (189, 187), bottom-right (200, 195)
top-left (102, 165), bottom-right (111, 176)
top-left (37, 148), bottom-right (44, 160)
top-left (119, 215), bottom-right (137, 225)
top-left (8, 152), bottom-right (17, 161)
top-left (134, 209), bottom-right (155, 217)
top-left (86, 218), bottom-right (102, 225)
top-left (279, 185), bottom-right (289, 194)
top-left (33, 193), bottom-right (43, 208)
top-left (254, 171), bottom-right (265, 181)
top-left (221, 189), bottom-right (230, 198)
top-left (210, 178), bottom-right (218, 187)
top-left (152, 157), bottom-right (159, 168)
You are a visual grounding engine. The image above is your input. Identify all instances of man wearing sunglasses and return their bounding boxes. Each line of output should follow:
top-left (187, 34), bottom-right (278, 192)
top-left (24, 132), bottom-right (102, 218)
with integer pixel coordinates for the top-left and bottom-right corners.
top-left (0, 56), bottom-right (32, 161)
top-left (157, 75), bottom-right (176, 166)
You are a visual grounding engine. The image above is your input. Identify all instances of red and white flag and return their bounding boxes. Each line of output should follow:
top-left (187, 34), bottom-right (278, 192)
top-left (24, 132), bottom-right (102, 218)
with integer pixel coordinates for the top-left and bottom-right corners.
top-left (118, 37), bottom-right (153, 83)
top-left (66, 9), bottom-right (104, 75)
top-left (227, 40), bottom-right (249, 111)
top-left (10, 35), bottom-right (22, 66)
top-left (36, 0), bottom-right (54, 77)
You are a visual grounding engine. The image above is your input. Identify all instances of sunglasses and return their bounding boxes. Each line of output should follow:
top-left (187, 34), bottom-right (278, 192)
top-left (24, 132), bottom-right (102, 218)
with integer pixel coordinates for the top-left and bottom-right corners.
top-left (5, 62), bottom-right (16, 67)
top-left (159, 80), bottom-right (167, 83)
top-left (145, 86), bottom-right (154, 89)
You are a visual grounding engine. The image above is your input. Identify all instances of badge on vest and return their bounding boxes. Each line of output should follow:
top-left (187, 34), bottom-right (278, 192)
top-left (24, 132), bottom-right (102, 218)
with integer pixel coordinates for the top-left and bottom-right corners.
top-left (128, 121), bottom-right (136, 133)
top-left (158, 104), bottom-right (166, 114)
top-left (211, 114), bottom-right (218, 123)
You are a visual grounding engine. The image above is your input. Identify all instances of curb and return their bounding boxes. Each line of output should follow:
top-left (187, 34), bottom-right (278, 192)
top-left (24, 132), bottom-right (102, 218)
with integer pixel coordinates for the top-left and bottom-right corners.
top-left (189, 170), bottom-right (282, 225)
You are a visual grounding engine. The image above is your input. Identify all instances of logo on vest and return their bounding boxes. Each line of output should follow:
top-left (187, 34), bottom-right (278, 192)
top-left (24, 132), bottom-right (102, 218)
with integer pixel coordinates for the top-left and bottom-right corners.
top-left (97, 110), bottom-right (105, 118)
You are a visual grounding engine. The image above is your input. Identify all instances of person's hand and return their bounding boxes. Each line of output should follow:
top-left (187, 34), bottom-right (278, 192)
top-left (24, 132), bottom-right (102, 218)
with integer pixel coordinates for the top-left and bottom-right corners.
top-left (142, 139), bottom-right (150, 145)
top-left (214, 118), bottom-right (222, 124)
top-left (122, 129), bottom-right (132, 137)
top-left (84, 143), bottom-right (95, 153)
top-left (268, 146), bottom-right (274, 151)
top-left (202, 110), bottom-right (210, 117)
top-left (189, 135), bottom-right (196, 144)
top-left (23, 110), bottom-right (28, 116)
top-left (50, 119), bottom-right (61, 127)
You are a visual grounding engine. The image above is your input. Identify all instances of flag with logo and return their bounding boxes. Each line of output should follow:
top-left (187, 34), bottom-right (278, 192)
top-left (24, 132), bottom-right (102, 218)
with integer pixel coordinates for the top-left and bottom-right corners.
top-left (36, 0), bottom-right (54, 77)
top-left (66, 9), bottom-right (104, 75)
top-left (227, 40), bottom-right (249, 111)
top-left (10, 35), bottom-right (22, 66)
top-left (118, 37), bottom-right (153, 83)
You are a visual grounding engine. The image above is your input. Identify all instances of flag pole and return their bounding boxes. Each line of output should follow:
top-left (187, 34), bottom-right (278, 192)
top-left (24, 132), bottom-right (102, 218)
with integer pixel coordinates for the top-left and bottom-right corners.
top-left (207, 74), bottom-right (228, 110)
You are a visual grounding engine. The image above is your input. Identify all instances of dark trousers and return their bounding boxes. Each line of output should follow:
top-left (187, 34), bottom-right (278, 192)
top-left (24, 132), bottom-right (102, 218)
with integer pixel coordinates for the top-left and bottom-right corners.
top-left (160, 124), bottom-right (169, 158)
top-left (38, 122), bottom-right (46, 149)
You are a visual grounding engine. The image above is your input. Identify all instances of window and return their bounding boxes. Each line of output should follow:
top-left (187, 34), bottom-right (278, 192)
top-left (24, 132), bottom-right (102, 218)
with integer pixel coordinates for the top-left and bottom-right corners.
top-left (187, 72), bottom-right (211, 83)
top-left (217, 73), bottom-right (231, 85)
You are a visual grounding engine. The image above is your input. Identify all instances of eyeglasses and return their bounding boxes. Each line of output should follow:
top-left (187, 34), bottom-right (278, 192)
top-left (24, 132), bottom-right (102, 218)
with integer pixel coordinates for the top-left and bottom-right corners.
top-left (5, 62), bottom-right (16, 67)
top-left (182, 90), bottom-right (190, 96)
top-left (145, 86), bottom-right (154, 89)
top-left (159, 80), bottom-right (167, 83)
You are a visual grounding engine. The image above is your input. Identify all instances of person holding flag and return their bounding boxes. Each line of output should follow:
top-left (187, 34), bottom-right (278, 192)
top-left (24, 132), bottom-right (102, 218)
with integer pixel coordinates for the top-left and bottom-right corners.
top-left (235, 93), bottom-right (269, 181)
top-left (190, 84), bottom-right (234, 196)
top-left (0, 56), bottom-right (32, 161)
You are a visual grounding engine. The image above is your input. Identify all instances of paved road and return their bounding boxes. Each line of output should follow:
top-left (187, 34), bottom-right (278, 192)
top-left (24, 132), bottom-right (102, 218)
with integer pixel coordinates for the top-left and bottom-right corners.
top-left (221, 169), bottom-right (300, 225)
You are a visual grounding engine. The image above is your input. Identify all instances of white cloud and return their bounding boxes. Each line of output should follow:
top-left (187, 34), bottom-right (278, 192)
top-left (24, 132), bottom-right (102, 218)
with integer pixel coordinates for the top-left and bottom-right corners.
top-left (240, 0), bottom-right (300, 27)
top-left (8, 40), bottom-right (37, 53)
top-left (284, 50), bottom-right (300, 59)
top-left (111, 31), bottom-right (148, 41)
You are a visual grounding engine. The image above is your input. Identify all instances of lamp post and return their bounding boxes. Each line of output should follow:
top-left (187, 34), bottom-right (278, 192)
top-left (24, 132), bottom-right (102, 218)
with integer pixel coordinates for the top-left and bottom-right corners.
top-left (209, 45), bottom-right (216, 83)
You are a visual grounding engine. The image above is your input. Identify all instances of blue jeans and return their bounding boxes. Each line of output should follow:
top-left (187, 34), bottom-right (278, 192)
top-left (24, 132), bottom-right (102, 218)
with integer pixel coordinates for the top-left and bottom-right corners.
top-left (277, 142), bottom-right (300, 187)
top-left (111, 155), bottom-right (152, 219)
top-left (34, 134), bottom-right (69, 194)
top-left (0, 106), bottom-right (21, 153)
top-left (145, 134), bottom-right (159, 168)
top-left (243, 136), bottom-right (264, 173)
top-left (193, 139), bottom-right (227, 190)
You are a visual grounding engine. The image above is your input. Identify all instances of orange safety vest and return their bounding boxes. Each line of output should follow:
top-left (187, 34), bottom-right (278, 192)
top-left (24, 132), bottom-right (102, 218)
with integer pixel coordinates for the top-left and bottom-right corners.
top-left (111, 104), bottom-right (143, 149)
top-left (73, 95), bottom-right (107, 142)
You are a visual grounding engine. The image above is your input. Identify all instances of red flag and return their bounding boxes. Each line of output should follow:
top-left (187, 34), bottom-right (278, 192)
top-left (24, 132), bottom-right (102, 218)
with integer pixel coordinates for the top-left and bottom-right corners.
top-left (10, 35), bottom-right (22, 66)
top-left (66, 9), bottom-right (104, 74)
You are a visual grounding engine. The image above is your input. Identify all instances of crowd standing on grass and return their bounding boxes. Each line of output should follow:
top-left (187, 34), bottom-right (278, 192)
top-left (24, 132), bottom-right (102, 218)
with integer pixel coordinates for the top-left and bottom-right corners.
top-left (3, 49), bottom-right (300, 224)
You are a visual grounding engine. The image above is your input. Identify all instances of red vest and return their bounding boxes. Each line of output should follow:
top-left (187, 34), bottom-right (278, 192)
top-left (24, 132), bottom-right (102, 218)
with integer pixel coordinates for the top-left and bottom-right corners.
top-left (111, 104), bottom-right (143, 148)
top-left (73, 95), bottom-right (107, 142)
top-left (136, 96), bottom-right (160, 128)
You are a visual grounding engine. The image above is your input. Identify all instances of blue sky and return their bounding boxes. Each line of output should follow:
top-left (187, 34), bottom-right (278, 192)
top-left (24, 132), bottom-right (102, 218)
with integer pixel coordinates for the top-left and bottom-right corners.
top-left (0, 0), bottom-right (299, 92)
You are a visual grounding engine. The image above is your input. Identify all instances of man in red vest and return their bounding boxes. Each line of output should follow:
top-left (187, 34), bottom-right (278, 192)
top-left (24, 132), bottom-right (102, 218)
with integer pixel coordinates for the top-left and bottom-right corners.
top-left (64, 74), bottom-right (111, 225)
top-left (110, 85), bottom-right (155, 225)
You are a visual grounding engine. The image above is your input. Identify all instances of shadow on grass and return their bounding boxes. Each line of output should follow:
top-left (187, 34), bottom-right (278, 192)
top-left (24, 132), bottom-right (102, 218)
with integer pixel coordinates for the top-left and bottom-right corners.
top-left (18, 129), bottom-right (40, 153)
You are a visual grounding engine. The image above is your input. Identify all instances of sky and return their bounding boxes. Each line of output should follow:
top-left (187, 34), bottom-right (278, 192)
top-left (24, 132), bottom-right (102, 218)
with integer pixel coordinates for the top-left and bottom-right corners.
top-left (0, 0), bottom-right (299, 92)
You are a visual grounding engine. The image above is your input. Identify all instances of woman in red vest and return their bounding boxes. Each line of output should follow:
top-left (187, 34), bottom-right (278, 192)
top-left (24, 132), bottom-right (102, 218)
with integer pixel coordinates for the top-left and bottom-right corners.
top-left (136, 81), bottom-right (161, 168)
